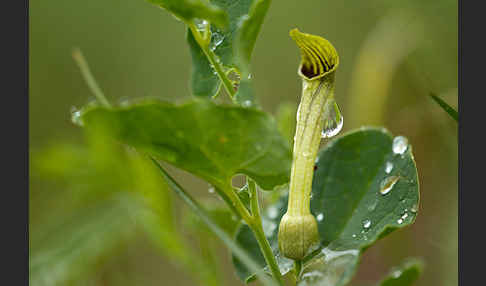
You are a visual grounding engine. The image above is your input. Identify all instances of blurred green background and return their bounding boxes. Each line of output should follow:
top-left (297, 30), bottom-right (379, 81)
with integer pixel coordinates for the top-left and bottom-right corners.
top-left (29, 0), bottom-right (457, 285)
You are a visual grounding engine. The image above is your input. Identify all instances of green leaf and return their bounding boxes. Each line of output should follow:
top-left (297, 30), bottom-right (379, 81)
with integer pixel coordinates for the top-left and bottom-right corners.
top-left (80, 100), bottom-right (291, 190)
top-left (429, 93), bottom-right (458, 122)
top-left (235, 0), bottom-right (272, 74)
top-left (187, 29), bottom-right (222, 98)
top-left (377, 258), bottom-right (424, 286)
top-left (232, 128), bottom-right (420, 285)
top-left (147, 0), bottom-right (228, 28)
top-left (187, 0), bottom-right (271, 98)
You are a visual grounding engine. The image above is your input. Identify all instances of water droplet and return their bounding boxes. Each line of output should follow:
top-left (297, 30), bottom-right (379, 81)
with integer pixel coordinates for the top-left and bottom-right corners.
top-left (411, 204), bottom-right (418, 213)
top-left (70, 107), bottom-right (83, 126)
top-left (392, 270), bottom-right (402, 278)
top-left (302, 150), bottom-right (311, 157)
top-left (316, 213), bottom-right (324, 221)
top-left (195, 19), bottom-right (208, 33)
top-left (363, 219), bottom-right (371, 229)
top-left (380, 176), bottom-right (400, 195)
top-left (267, 206), bottom-right (278, 219)
top-left (242, 100), bottom-right (252, 107)
top-left (321, 99), bottom-right (344, 138)
top-left (208, 185), bottom-right (215, 194)
top-left (385, 162), bottom-right (393, 174)
top-left (401, 213), bottom-right (408, 220)
top-left (210, 32), bottom-right (224, 51)
top-left (352, 234), bottom-right (356, 238)
top-left (392, 136), bottom-right (408, 155)
top-left (397, 218), bottom-right (403, 224)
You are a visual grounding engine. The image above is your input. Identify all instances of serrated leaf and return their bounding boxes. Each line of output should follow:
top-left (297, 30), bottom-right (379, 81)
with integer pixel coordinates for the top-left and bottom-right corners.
top-left (232, 128), bottom-right (420, 285)
top-left (147, 0), bottom-right (228, 28)
top-left (429, 93), bottom-right (458, 122)
top-left (188, 0), bottom-right (271, 98)
top-left (377, 258), bottom-right (424, 286)
top-left (80, 100), bottom-right (291, 190)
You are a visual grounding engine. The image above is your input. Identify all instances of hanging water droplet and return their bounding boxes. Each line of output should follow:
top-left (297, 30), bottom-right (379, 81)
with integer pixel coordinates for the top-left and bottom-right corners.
top-left (210, 32), bottom-right (224, 51)
top-left (247, 73), bottom-right (252, 79)
top-left (401, 212), bottom-right (408, 220)
top-left (321, 99), bottom-right (343, 138)
top-left (392, 136), bottom-right (408, 155)
top-left (385, 162), bottom-right (393, 174)
top-left (316, 213), bottom-right (324, 221)
top-left (363, 219), bottom-right (371, 229)
top-left (352, 234), bottom-right (356, 238)
top-left (208, 184), bottom-right (215, 194)
top-left (70, 107), bottom-right (83, 126)
top-left (397, 218), bottom-right (403, 224)
top-left (379, 176), bottom-right (400, 195)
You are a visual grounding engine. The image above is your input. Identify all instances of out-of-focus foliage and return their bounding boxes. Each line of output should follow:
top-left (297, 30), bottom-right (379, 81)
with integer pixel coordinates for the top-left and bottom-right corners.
top-left (30, 0), bottom-right (457, 285)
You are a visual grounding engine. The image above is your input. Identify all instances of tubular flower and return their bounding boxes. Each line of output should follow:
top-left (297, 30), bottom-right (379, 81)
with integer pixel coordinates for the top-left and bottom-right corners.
top-left (278, 29), bottom-right (340, 260)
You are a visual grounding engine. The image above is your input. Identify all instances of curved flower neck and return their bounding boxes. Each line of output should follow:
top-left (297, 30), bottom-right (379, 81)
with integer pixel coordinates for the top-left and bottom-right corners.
top-left (289, 28), bottom-right (339, 81)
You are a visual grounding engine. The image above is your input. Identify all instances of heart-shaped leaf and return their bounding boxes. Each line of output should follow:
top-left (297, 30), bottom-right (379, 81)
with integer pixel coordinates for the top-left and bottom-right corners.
top-left (232, 128), bottom-right (420, 285)
top-left (79, 100), bottom-right (291, 191)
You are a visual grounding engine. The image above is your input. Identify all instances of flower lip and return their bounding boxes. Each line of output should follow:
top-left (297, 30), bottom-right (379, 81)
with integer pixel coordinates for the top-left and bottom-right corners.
top-left (290, 28), bottom-right (340, 81)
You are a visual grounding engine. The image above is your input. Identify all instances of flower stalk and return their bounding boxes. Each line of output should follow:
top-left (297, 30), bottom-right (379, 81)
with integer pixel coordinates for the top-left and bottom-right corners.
top-left (278, 29), bottom-right (340, 260)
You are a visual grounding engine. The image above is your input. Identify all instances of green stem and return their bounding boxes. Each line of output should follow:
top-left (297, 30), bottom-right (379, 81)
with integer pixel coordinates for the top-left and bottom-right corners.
top-left (221, 183), bottom-right (252, 222)
top-left (150, 158), bottom-right (278, 286)
top-left (248, 178), bottom-right (285, 286)
top-left (188, 23), bottom-right (236, 99)
top-left (72, 48), bottom-right (112, 108)
top-left (293, 260), bottom-right (302, 281)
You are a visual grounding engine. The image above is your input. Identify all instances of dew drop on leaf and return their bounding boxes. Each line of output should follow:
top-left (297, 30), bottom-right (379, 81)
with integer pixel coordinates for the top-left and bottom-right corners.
top-left (316, 213), bottom-right (324, 221)
top-left (411, 204), bottom-right (418, 213)
top-left (392, 136), bottom-right (408, 155)
top-left (385, 161), bottom-right (393, 174)
top-left (242, 100), bottom-right (252, 108)
top-left (210, 32), bottom-right (224, 51)
top-left (379, 176), bottom-right (400, 195)
top-left (70, 107), bottom-right (83, 126)
top-left (363, 219), bottom-right (371, 229)
top-left (321, 99), bottom-right (343, 138)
